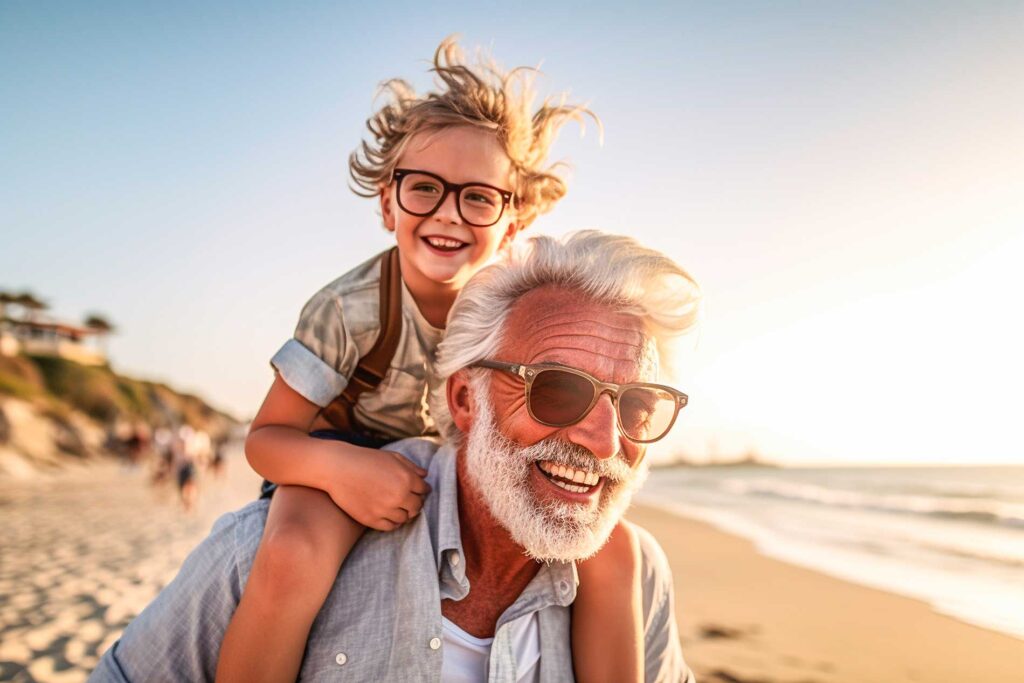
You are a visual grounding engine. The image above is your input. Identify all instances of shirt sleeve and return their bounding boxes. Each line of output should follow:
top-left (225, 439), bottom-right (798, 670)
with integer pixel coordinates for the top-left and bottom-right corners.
top-left (88, 509), bottom-right (252, 683)
top-left (634, 524), bottom-right (696, 683)
top-left (270, 287), bottom-right (361, 407)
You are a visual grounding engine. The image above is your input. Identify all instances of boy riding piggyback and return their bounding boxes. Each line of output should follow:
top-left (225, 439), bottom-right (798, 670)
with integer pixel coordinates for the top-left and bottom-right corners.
top-left (217, 38), bottom-right (647, 683)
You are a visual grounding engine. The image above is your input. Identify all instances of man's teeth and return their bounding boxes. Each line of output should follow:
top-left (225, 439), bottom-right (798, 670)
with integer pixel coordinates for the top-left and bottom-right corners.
top-left (537, 461), bottom-right (600, 492)
top-left (425, 236), bottom-right (465, 249)
top-left (553, 480), bottom-right (591, 494)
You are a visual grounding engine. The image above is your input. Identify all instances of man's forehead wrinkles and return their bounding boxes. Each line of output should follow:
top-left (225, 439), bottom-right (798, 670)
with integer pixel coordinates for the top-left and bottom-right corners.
top-left (523, 320), bottom-right (645, 349)
top-left (526, 314), bottom-right (642, 336)
top-left (532, 333), bottom-right (644, 354)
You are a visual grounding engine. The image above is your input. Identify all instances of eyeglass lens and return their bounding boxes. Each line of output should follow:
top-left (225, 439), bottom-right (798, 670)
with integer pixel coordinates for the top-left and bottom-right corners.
top-left (398, 172), bottom-right (504, 226)
top-left (529, 369), bottom-right (677, 442)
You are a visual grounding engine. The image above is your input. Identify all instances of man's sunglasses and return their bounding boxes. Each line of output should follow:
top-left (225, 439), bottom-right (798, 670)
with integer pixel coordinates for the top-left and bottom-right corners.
top-left (471, 360), bottom-right (688, 444)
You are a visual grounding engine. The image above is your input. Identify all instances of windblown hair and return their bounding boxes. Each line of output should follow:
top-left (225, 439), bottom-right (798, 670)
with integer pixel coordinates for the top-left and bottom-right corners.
top-left (349, 36), bottom-right (598, 227)
top-left (429, 230), bottom-right (702, 440)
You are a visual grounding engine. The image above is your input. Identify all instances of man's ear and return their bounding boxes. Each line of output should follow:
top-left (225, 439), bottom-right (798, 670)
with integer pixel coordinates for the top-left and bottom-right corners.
top-left (379, 184), bottom-right (396, 233)
top-left (446, 370), bottom-right (475, 435)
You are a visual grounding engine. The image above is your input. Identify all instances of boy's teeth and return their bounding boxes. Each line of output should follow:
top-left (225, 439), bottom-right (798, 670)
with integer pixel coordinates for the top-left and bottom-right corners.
top-left (426, 236), bottom-right (465, 249)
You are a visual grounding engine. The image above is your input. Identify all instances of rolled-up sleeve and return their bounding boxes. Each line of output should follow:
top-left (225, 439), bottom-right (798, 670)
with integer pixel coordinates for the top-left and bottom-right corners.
top-left (89, 509), bottom-right (251, 682)
top-left (270, 288), bottom-right (360, 407)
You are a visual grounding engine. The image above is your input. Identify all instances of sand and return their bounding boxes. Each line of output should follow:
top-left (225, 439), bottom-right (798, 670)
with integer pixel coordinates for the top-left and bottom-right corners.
top-left (628, 504), bottom-right (1024, 683)
top-left (0, 446), bottom-right (261, 683)
top-left (3, 452), bottom-right (1021, 683)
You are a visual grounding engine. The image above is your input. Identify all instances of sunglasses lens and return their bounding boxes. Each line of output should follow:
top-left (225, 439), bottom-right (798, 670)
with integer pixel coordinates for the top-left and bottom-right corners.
top-left (529, 369), bottom-right (595, 426)
top-left (619, 387), bottom-right (678, 442)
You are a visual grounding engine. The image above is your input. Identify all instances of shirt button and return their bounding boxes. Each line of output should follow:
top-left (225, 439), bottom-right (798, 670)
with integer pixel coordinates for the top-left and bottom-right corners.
top-left (450, 552), bottom-right (460, 567)
top-left (335, 652), bottom-right (348, 666)
top-left (429, 637), bottom-right (442, 650)
top-left (558, 580), bottom-right (571, 595)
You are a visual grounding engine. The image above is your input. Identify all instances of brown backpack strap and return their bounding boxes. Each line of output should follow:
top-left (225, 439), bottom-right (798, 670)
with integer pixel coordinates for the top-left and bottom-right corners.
top-left (320, 247), bottom-right (403, 432)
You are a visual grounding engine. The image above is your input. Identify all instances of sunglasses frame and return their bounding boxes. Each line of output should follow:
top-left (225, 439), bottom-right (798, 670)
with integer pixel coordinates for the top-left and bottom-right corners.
top-left (471, 359), bottom-right (688, 444)
top-left (392, 168), bottom-right (514, 228)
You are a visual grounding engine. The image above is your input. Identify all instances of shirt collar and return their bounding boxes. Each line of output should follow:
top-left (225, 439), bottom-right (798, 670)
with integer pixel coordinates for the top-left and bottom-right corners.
top-left (425, 443), bottom-right (469, 600)
top-left (424, 443), bottom-right (581, 608)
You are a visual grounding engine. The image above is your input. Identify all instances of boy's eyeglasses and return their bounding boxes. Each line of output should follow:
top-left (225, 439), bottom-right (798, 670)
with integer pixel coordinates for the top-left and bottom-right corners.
top-left (471, 360), bottom-right (689, 444)
top-left (392, 169), bottom-right (514, 228)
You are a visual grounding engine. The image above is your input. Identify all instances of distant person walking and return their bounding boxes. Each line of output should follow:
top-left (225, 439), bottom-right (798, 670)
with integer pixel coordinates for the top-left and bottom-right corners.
top-left (172, 426), bottom-right (199, 513)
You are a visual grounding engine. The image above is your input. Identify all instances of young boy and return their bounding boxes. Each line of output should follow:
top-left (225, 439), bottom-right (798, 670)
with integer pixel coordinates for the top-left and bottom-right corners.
top-left (216, 38), bottom-right (643, 682)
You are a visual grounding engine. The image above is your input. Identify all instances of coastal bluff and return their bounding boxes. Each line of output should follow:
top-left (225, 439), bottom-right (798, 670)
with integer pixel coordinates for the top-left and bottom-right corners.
top-left (0, 354), bottom-right (237, 479)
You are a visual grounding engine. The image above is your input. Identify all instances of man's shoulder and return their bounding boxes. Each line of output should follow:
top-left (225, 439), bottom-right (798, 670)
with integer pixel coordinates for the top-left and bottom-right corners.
top-left (622, 520), bottom-right (693, 682)
top-left (623, 521), bottom-right (677, 624)
top-left (627, 521), bottom-right (673, 580)
top-left (201, 499), bottom-right (271, 573)
top-left (384, 436), bottom-right (445, 471)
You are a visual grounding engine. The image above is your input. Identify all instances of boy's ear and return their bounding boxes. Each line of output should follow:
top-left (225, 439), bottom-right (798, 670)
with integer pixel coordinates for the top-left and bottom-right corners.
top-left (447, 370), bottom-right (475, 435)
top-left (379, 184), bottom-right (397, 232)
top-left (499, 223), bottom-right (518, 252)
top-left (499, 213), bottom-right (530, 252)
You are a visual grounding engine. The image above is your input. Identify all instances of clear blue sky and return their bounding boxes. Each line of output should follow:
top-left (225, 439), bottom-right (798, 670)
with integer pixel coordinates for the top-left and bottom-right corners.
top-left (3, 2), bottom-right (1022, 464)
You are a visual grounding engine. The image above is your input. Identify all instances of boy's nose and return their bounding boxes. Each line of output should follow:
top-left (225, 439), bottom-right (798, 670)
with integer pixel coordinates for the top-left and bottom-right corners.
top-left (432, 190), bottom-right (462, 224)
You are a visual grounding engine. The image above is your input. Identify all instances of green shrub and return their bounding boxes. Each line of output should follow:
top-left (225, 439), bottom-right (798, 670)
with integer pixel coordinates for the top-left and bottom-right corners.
top-left (29, 355), bottom-right (121, 422)
top-left (0, 355), bottom-right (45, 398)
top-left (0, 371), bottom-right (39, 400)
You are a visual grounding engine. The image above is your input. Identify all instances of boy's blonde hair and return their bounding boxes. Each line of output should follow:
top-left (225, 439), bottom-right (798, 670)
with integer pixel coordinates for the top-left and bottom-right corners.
top-left (349, 36), bottom-right (598, 228)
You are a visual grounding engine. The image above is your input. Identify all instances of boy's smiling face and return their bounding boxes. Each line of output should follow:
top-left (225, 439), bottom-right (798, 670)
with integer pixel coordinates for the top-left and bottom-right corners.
top-left (380, 126), bottom-right (519, 300)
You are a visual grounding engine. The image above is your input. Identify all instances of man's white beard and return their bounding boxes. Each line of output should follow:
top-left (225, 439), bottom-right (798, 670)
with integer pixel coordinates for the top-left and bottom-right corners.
top-left (464, 384), bottom-right (649, 563)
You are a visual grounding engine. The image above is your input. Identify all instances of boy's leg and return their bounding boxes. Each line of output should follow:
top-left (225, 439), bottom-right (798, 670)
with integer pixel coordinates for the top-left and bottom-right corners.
top-left (216, 485), bottom-right (364, 683)
top-left (571, 522), bottom-right (644, 683)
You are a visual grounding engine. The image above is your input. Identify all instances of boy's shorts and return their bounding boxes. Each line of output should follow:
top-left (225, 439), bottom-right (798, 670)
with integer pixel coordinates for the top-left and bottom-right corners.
top-left (258, 429), bottom-right (394, 499)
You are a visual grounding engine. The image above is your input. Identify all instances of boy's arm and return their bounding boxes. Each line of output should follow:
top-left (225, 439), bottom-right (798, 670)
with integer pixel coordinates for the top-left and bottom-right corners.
top-left (244, 373), bottom-right (344, 487)
top-left (246, 375), bottom-right (429, 530)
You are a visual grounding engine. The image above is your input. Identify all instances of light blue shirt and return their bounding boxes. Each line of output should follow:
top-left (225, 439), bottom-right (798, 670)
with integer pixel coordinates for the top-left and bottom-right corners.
top-left (90, 439), bottom-right (694, 682)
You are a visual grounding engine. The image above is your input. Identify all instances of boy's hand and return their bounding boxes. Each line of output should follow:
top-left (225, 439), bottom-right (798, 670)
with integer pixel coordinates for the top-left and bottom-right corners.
top-left (326, 446), bottom-right (431, 532)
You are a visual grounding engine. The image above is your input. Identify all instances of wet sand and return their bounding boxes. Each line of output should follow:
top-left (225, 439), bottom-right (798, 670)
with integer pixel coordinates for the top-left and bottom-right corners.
top-left (628, 504), bottom-right (1024, 683)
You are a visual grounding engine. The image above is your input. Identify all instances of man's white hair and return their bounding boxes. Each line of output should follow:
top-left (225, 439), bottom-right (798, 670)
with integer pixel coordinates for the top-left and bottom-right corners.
top-left (430, 229), bottom-right (701, 441)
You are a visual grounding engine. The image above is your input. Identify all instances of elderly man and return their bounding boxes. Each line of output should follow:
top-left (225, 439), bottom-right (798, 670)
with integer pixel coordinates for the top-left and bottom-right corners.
top-left (91, 231), bottom-right (701, 682)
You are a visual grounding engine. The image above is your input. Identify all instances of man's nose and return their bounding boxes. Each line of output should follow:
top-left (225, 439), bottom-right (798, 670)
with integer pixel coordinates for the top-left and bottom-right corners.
top-left (432, 190), bottom-right (462, 224)
top-left (564, 393), bottom-right (620, 461)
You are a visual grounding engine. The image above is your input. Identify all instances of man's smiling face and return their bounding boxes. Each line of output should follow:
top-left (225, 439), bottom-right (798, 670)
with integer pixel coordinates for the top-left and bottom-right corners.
top-left (458, 286), bottom-right (655, 561)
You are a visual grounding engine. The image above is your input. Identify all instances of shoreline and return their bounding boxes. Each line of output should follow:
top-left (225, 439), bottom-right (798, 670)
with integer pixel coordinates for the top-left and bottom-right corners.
top-left (628, 503), bottom-right (1024, 683)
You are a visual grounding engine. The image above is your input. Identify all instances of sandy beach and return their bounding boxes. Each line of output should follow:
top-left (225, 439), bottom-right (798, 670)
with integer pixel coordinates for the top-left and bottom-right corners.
top-left (3, 452), bottom-right (1022, 683)
top-left (628, 504), bottom-right (1024, 683)
top-left (0, 447), bottom-right (262, 683)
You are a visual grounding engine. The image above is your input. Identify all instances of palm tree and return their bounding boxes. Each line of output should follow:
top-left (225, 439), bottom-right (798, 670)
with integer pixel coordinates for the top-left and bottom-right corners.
top-left (14, 292), bottom-right (47, 322)
top-left (0, 291), bottom-right (16, 321)
top-left (84, 313), bottom-right (115, 355)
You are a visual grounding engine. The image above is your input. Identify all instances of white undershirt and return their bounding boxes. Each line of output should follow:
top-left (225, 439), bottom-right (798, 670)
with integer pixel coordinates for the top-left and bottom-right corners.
top-left (440, 613), bottom-right (541, 682)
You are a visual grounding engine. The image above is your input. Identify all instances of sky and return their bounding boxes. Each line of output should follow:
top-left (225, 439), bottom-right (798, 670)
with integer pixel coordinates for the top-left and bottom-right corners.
top-left (2, 1), bottom-right (1022, 465)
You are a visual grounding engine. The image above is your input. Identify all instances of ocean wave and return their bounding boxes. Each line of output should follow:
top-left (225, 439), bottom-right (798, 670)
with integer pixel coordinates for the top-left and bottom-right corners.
top-left (719, 478), bottom-right (1024, 529)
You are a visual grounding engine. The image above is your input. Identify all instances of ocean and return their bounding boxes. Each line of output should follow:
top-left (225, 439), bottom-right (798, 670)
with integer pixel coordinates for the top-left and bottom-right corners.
top-left (638, 464), bottom-right (1024, 640)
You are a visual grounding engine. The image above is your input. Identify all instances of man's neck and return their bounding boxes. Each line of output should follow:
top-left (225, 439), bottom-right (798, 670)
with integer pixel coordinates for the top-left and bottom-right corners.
top-left (441, 455), bottom-right (541, 638)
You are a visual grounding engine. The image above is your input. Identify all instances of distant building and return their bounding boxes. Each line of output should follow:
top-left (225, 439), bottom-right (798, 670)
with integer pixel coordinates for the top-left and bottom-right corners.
top-left (0, 316), bottom-right (106, 366)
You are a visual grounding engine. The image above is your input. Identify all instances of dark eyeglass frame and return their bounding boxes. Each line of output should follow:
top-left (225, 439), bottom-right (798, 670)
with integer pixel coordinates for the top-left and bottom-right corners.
top-left (392, 168), bottom-right (514, 228)
top-left (471, 359), bottom-right (689, 444)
